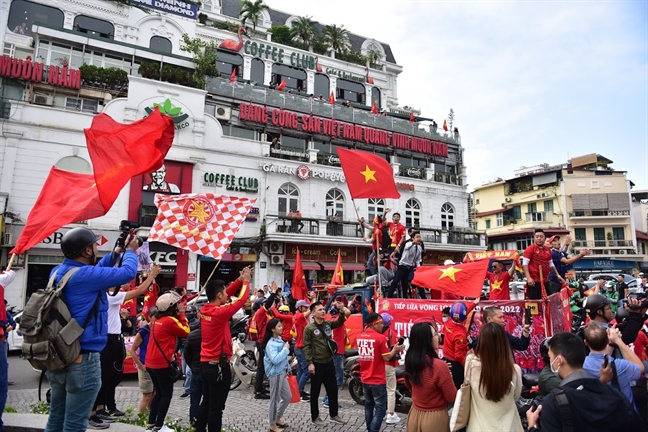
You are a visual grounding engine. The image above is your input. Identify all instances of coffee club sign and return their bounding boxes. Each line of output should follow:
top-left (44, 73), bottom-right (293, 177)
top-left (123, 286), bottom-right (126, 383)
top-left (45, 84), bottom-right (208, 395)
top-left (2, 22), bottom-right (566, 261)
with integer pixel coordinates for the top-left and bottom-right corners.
top-left (240, 102), bottom-right (449, 158)
top-left (243, 41), bottom-right (317, 71)
top-left (0, 56), bottom-right (80, 90)
top-left (203, 171), bottom-right (259, 193)
top-left (262, 163), bottom-right (345, 183)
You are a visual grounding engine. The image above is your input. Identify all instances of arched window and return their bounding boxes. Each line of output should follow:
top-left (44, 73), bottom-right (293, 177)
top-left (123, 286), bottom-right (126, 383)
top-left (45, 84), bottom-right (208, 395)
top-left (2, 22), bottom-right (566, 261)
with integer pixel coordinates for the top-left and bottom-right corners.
top-left (326, 189), bottom-right (345, 218)
top-left (150, 36), bottom-right (172, 53)
top-left (278, 183), bottom-right (300, 216)
top-left (55, 156), bottom-right (92, 174)
top-left (250, 58), bottom-right (264, 84)
top-left (406, 199), bottom-right (421, 228)
top-left (216, 50), bottom-right (243, 78)
top-left (371, 87), bottom-right (381, 109)
top-left (441, 203), bottom-right (454, 230)
top-left (367, 199), bottom-right (385, 222)
top-left (314, 73), bottom-right (329, 99)
top-left (8, 0), bottom-right (64, 36)
top-left (73, 15), bottom-right (114, 39)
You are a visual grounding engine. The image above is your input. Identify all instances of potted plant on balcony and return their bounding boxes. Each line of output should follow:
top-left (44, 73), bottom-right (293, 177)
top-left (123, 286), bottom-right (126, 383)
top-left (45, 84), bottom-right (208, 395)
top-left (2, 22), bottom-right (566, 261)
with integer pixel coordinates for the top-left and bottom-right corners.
top-left (607, 231), bottom-right (614, 246)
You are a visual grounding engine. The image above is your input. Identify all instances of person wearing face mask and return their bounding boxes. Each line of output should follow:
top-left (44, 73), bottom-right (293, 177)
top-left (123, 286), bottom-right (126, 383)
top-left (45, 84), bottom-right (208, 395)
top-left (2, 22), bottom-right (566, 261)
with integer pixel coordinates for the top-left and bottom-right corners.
top-left (526, 332), bottom-right (643, 432)
top-left (584, 293), bottom-right (645, 345)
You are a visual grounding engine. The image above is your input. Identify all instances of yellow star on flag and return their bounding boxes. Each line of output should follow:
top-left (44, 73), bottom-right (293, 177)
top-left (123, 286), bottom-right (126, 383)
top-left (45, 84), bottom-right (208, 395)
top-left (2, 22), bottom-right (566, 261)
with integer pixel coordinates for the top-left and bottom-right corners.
top-left (360, 165), bottom-right (377, 183)
top-left (337, 267), bottom-right (344, 282)
top-left (187, 200), bottom-right (210, 224)
top-left (439, 266), bottom-right (462, 282)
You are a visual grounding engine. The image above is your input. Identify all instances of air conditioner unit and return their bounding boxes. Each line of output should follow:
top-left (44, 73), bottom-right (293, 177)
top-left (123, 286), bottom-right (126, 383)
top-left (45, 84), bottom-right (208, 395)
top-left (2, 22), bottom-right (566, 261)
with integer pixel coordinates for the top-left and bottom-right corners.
top-left (619, 250), bottom-right (627, 255)
top-left (214, 105), bottom-right (231, 121)
top-left (2, 233), bottom-right (13, 246)
top-left (536, 192), bottom-right (549, 199)
top-left (271, 255), bottom-right (285, 265)
top-left (269, 242), bottom-right (284, 255)
top-left (504, 197), bottom-right (512, 203)
top-left (501, 203), bottom-right (507, 208)
top-left (33, 93), bottom-right (53, 106)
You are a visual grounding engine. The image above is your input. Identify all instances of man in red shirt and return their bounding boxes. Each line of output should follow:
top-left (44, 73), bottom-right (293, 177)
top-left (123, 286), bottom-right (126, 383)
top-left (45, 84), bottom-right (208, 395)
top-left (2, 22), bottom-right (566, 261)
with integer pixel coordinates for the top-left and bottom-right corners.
top-left (523, 229), bottom-right (564, 299)
top-left (195, 267), bottom-right (251, 432)
top-left (357, 313), bottom-right (404, 432)
top-left (141, 270), bottom-right (160, 322)
top-left (293, 292), bottom-right (316, 400)
top-left (386, 211), bottom-right (406, 249)
top-left (487, 259), bottom-right (515, 300)
top-left (444, 299), bottom-right (479, 389)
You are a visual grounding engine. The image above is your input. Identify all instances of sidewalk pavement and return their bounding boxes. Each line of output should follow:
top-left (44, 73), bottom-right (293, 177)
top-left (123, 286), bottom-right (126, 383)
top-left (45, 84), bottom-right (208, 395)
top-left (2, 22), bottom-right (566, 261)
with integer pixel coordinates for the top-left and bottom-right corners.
top-left (7, 383), bottom-right (409, 431)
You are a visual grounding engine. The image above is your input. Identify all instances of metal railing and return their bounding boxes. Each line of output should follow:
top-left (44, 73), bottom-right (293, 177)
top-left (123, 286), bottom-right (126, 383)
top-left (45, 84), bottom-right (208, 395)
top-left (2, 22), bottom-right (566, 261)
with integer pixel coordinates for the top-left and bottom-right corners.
top-left (448, 233), bottom-right (482, 245)
top-left (525, 212), bottom-right (553, 223)
top-left (572, 239), bottom-right (634, 248)
top-left (569, 210), bottom-right (631, 217)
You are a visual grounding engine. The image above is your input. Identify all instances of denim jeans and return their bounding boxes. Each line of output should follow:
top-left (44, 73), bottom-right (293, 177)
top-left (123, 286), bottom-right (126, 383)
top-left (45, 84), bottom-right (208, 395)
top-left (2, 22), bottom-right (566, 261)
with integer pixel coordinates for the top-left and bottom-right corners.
top-left (45, 352), bottom-right (101, 432)
top-left (363, 383), bottom-right (387, 432)
top-left (189, 369), bottom-right (202, 425)
top-left (182, 351), bottom-right (192, 393)
top-left (0, 340), bottom-right (7, 431)
top-left (333, 354), bottom-right (344, 389)
top-left (367, 251), bottom-right (377, 275)
top-left (294, 347), bottom-right (309, 394)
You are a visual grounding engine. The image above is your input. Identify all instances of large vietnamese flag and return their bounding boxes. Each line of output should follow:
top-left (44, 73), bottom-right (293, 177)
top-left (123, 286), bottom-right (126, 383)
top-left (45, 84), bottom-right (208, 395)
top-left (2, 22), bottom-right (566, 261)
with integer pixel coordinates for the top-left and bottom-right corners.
top-left (411, 260), bottom-right (490, 298)
top-left (291, 247), bottom-right (308, 300)
top-left (336, 148), bottom-right (400, 199)
top-left (330, 249), bottom-right (344, 286)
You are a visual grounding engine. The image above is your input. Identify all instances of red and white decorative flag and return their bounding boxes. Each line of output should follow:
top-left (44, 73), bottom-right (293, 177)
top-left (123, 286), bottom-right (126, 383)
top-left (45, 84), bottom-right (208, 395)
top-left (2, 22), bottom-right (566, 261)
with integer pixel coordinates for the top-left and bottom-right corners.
top-left (148, 193), bottom-right (256, 259)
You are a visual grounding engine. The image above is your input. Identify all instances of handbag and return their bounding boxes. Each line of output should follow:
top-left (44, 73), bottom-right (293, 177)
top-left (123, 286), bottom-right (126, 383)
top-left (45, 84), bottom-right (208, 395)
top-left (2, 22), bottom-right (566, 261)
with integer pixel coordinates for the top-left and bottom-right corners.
top-left (287, 374), bottom-right (301, 403)
top-left (152, 323), bottom-right (184, 383)
top-left (449, 357), bottom-right (474, 431)
top-left (317, 323), bottom-right (338, 356)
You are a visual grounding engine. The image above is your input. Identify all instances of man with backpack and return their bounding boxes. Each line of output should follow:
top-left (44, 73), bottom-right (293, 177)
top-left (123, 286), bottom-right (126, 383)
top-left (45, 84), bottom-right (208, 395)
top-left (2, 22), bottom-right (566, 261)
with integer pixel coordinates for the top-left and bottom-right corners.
top-left (526, 332), bottom-right (643, 432)
top-left (41, 228), bottom-right (139, 432)
top-left (0, 269), bottom-right (16, 431)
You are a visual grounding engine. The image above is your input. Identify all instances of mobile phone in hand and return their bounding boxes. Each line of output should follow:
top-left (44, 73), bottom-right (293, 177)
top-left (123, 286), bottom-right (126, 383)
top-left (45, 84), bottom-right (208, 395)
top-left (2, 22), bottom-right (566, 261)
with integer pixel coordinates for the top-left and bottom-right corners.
top-left (603, 354), bottom-right (609, 368)
top-left (524, 307), bottom-right (532, 326)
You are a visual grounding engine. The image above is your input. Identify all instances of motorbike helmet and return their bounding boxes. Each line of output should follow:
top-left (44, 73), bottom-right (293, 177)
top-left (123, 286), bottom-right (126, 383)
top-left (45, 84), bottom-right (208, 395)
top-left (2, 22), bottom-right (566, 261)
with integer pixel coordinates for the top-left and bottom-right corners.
top-left (583, 294), bottom-right (610, 319)
top-left (156, 292), bottom-right (180, 312)
top-left (380, 313), bottom-right (394, 327)
top-left (61, 228), bottom-right (100, 258)
top-left (539, 337), bottom-right (551, 362)
top-left (278, 305), bottom-right (290, 313)
top-left (449, 302), bottom-right (468, 322)
top-left (615, 305), bottom-right (629, 323)
top-left (295, 300), bottom-right (310, 309)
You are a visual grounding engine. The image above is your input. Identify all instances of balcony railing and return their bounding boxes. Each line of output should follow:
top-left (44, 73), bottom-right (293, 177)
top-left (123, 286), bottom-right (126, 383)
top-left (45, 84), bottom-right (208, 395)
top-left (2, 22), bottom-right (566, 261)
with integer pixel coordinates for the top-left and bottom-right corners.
top-left (525, 212), bottom-right (553, 223)
top-left (569, 210), bottom-right (631, 217)
top-left (448, 232), bottom-right (482, 245)
top-left (206, 77), bottom-right (460, 146)
top-left (572, 239), bottom-right (634, 248)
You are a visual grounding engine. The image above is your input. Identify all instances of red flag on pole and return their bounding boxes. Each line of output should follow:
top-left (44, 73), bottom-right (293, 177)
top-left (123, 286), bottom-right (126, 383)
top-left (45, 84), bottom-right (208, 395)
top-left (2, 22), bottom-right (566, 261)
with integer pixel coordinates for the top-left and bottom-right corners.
top-left (336, 148), bottom-right (400, 199)
top-left (86, 108), bottom-right (174, 212)
top-left (147, 193), bottom-right (256, 259)
top-left (330, 249), bottom-right (344, 286)
top-left (276, 79), bottom-right (286, 91)
top-left (371, 102), bottom-right (378, 114)
top-left (411, 260), bottom-right (490, 298)
top-left (329, 92), bottom-right (336, 104)
top-left (409, 111), bottom-right (415, 122)
top-left (291, 247), bottom-right (308, 300)
top-left (443, 119), bottom-right (449, 131)
top-left (230, 69), bottom-right (237, 82)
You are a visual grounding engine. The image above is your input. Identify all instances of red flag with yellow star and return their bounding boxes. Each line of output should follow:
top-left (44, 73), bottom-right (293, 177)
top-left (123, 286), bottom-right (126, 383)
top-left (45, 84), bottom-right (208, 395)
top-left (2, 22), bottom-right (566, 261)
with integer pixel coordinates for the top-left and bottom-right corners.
top-left (292, 247), bottom-right (308, 300)
top-left (330, 249), bottom-right (344, 286)
top-left (411, 260), bottom-right (490, 298)
top-left (336, 148), bottom-right (400, 199)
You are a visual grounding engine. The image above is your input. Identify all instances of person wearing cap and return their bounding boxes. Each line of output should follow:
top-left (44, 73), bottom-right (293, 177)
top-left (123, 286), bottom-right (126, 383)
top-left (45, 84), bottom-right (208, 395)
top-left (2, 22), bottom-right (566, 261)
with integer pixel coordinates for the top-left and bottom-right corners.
top-left (523, 228), bottom-right (565, 299)
top-left (293, 292), bottom-right (316, 401)
top-left (547, 235), bottom-right (590, 295)
top-left (145, 292), bottom-right (190, 431)
top-left (357, 312), bottom-right (404, 432)
top-left (601, 281), bottom-right (620, 313)
top-left (380, 313), bottom-right (401, 425)
top-left (44, 228), bottom-right (140, 432)
top-left (271, 304), bottom-right (295, 343)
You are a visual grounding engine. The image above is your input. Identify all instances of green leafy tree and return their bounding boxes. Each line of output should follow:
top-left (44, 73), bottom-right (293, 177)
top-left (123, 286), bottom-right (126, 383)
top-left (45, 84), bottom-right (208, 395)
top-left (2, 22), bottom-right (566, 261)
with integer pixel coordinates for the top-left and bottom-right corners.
top-left (180, 34), bottom-right (218, 89)
top-left (267, 25), bottom-right (292, 45)
top-left (239, 0), bottom-right (270, 32)
top-left (322, 24), bottom-right (351, 57)
top-left (290, 16), bottom-right (318, 51)
top-left (366, 47), bottom-right (382, 66)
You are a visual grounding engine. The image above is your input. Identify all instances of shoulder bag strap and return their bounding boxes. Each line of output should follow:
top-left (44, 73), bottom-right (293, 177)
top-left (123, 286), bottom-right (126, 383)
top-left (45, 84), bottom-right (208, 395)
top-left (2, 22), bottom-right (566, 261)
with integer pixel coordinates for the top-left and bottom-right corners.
top-left (151, 321), bottom-right (174, 367)
top-left (54, 267), bottom-right (99, 329)
top-left (550, 387), bottom-right (574, 432)
top-left (611, 360), bottom-right (621, 391)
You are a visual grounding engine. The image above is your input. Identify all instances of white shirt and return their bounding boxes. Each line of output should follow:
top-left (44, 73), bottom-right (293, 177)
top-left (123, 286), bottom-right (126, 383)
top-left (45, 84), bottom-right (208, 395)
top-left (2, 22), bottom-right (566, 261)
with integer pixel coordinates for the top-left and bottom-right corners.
top-left (0, 270), bottom-right (16, 288)
top-left (107, 291), bottom-right (126, 335)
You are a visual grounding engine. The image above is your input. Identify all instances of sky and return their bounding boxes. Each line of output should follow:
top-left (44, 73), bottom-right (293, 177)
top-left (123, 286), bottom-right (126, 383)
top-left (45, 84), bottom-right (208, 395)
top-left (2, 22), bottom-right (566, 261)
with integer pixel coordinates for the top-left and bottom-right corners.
top-left (264, 0), bottom-right (648, 191)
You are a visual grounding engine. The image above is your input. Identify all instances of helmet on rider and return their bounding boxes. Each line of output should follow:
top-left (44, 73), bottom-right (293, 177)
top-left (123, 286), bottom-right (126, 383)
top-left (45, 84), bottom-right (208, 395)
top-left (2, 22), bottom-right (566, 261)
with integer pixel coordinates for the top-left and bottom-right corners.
top-left (449, 302), bottom-right (468, 323)
top-left (61, 228), bottom-right (100, 259)
top-left (539, 337), bottom-right (551, 363)
top-left (380, 313), bottom-right (393, 328)
top-left (583, 294), bottom-right (611, 320)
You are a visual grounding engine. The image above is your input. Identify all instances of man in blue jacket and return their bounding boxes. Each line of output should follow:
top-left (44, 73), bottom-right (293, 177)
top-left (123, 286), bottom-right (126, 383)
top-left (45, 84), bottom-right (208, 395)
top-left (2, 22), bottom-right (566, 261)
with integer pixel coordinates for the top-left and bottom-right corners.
top-left (44, 228), bottom-right (139, 432)
top-left (483, 306), bottom-right (531, 352)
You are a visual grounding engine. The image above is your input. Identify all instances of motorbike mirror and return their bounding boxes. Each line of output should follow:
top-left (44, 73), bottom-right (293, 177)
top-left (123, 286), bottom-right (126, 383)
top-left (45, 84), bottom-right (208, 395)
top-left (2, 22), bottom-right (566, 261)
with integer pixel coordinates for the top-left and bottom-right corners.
top-left (238, 332), bottom-right (246, 342)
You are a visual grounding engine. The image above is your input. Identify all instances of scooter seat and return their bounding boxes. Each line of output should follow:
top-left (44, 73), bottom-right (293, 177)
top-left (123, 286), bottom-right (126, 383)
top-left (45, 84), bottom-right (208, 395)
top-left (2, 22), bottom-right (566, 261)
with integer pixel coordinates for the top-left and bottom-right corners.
top-left (345, 349), bottom-right (358, 357)
top-left (522, 373), bottom-right (540, 388)
top-left (395, 364), bottom-right (406, 379)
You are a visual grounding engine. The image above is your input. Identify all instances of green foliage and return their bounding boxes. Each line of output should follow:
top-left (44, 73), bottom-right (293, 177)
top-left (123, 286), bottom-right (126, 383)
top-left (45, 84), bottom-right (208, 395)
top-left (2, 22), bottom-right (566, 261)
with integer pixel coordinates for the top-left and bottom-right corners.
top-left (29, 401), bottom-right (50, 414)
top-left (198, 13), bottom-right (208, 25)
top-left (337, 50), bottom-right (368, 66)
top-left (212, 21), bottom-right (242, 33)
top-left (312, 40), bottom-right (329, 55)
top-left (267, 25), bottom-right (293, 45)
top-left (138, 61), bottom-right (161, 80)
top-left (291, 16), bottom-right (318, 48)
top-left (79, 64), bottom-right (129, 89)
top-left (3, 405), bottom-right (18, 413)
top-left (322, 24), bottom-right (351, 54)
top-left (239, 0), bottom-right (269, 31)
top-left (180, 33), bottom-right (219, 89)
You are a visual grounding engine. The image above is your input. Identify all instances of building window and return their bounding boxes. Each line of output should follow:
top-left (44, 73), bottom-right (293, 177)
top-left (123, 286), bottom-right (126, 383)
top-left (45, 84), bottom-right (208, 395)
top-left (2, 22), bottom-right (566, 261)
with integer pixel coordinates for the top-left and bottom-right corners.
top-left (73, 15), bottom-right (114, 39)
top-left (250, 58), bottom-right (264, 84)
top-left (591, 180), bottom-right (600, 189)
top-left (371, 87), bottom-right (381, 108)
top-left (313, 73), bottom-right (329, 99)
top-left (55, 156), bottom-right (91, 174)
top-left (527, 203), bottom-right (537, 213)
top-left (8, 0), bottom-right (64, 36)
top-left (593, 228), bottom-right (606, 247)
top-left (150, 36), bottom-right (172, 53)
top-left (496, 213), bottom-right (504, 227)
top-left (517, 236), bottom-right (533, 250)
top-left (216, 49), bottom-right (243, 77)
top-left (271, 63), bottom-right (306, 92)
top-left (222, 125), bottom-right (256, 140)
top-left (368, 199), bottom-right (385, 222)
top-left (325, 189), bottom-right (345, 218)
top-left (512, 205), bottom-right (521, 220)
top-left (336, 78), bottom-right (365, 104)
top-left (405, 199), bottom-right (421, 228)
top-left (574, 228), bottom-right (586, 241)
top-left (65, 97), bottom-right (98, 113)
top-left (485, 220), bottom-right (491, 229)
top-left (278, 183), bottom-right (299, 216)
top-left (201, 0), bottom-right (213, 11)
top-left (544, 200), bottom-right (554, 212)
top-left (441, 203), bottom-right (454, 230)
top-left (613, 227), bottom-right (625, 240)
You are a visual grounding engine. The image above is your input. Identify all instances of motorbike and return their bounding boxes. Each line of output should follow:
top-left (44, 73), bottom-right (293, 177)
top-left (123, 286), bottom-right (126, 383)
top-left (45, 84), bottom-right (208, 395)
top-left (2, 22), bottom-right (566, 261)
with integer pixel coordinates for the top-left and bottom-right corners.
top-left (348, 362), bottom-right (412, 412)
top-left (230, 333), bottom-right (258, 390)
top-left (342, 348), bottom-right (359, 389)
top-left (230, 314), bottom-right (249, 337)
top-left (516, 373), bottom-right (541, 429)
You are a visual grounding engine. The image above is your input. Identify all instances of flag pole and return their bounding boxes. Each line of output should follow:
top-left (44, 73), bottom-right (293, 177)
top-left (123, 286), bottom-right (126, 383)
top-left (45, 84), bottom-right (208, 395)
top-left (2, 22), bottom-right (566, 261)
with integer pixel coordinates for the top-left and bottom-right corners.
top-left (351, 199), bottom-right (365, 239)
top-left (376, 229), bottom-right (383, 297)
top-left (5, 254), bottom-right (16, 272)
top-left (189, 258), bottom-right (222, 304)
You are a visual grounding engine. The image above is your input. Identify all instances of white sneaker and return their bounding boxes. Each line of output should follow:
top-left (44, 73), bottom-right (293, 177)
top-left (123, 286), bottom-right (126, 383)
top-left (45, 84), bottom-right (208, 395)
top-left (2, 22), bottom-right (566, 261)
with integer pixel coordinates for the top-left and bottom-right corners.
top-left (385, 413), bottom-right (401, 424)
top-left (157, 426), bottom-right (174, 432)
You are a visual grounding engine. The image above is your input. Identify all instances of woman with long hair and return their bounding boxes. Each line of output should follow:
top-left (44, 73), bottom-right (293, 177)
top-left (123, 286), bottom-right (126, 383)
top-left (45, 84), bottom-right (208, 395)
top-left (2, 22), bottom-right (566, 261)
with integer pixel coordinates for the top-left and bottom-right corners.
top-left (145, 293), bottom-right (190, 432)
top-left (465, 322), bottom-right (523, 432)
top-left (262, 319), bottom-right (292, 432)
top-left (404, 322), bottom-right (457, 432)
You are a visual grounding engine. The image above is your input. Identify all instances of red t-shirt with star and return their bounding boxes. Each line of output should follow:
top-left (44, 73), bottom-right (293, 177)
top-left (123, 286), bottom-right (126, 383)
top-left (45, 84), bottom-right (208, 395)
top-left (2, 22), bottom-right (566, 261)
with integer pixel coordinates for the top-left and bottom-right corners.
top-left (487, 271), bottom-right (511, 300)
top-left (294, 312), bottom-right (309, 348)
top-left (357, 328), bottom-right (390, 385)
top-left (142, 282), bottom-right (160, 322)
top-left (523, 243), bottom-right (553, 283)
top-left (387, 222), bottom-right (406, 248)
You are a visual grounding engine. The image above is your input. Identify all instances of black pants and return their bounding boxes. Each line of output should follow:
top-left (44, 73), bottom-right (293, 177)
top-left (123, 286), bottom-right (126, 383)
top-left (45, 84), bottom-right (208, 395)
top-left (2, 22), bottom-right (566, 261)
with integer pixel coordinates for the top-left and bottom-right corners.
top-left (447, 359), bottom-right (464, 390)
top-left (310, 361), bottom-right (339, 421)
top-left (548, 281), bottom-right (562, 296)
top-left (195, 362), bottom-right (231, 432)
top-left (148, 367), bottom-right (175, 428)
top-left (94, 334), bottom-right (124, 411)
top-left (387, 265), bottom-right (413, 298)
top-left (527, 283), bottom-right (544, 300)
top-left (255, 342), bottom-right (266, 394)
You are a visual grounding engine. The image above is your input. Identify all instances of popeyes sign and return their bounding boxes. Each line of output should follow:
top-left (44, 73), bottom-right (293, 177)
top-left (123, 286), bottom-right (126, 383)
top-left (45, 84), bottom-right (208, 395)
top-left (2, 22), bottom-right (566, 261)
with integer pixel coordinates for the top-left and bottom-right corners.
top-left (0, 56), bottom-right (81, 90)
top-left (240, 102), bottom-right (449, 157)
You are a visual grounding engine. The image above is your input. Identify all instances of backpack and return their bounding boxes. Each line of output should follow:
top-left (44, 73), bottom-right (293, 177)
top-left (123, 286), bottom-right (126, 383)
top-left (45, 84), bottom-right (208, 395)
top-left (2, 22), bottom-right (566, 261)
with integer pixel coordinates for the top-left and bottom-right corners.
top-left (19, 268), bottom-right (100, 371)
top-left (380, 225), bottom-right (391, 250)
top-left (246, 308), bottom-right (268, 342)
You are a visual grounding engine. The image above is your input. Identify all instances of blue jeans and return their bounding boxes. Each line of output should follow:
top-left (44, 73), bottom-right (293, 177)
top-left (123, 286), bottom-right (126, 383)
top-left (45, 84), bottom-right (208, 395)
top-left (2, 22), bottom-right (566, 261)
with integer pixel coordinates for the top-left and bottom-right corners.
top-left (333, 354), bottom-right (344, 388)
top-left (0, 340), bottom-right (7, 431)
top-left (182, 352), bottom-right (192, 393)
top-left (45, 352), bottom-right (101, 432)
top-left (363, 383), bottom-right (387, 432)
top-left (189, 369), bottom-right (202, 424)
top-left (367, 251), bottom-right (377, 275)
top-left (294, 347), bottom-right (309, 394)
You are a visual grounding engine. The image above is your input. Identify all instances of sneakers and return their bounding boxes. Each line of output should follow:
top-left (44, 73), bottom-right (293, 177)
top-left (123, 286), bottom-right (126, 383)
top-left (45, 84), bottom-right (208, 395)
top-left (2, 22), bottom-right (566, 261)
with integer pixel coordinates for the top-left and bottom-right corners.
top-left (386, 413), bottom-right (401, 424)
top-left (107, 408), bottom-right (125, 417)
top-left (330, 415), bottom-right (347, 424)
top-left (158, 426), bottom-right (174, 432)
top-left (300, 392), bottom-right (310, 402)
top-left (180, 392), bottom-right (190, 398)
top-left (311, 417), bottom-right (326, 426)
top-left (254, 393), bottom-right (270, 400)
top-left (95, 411), bottom-right (118, 423)
top-left (322, 397), bottom-right (328, 407)
top-left (88, 417), bottom-right (110, 430)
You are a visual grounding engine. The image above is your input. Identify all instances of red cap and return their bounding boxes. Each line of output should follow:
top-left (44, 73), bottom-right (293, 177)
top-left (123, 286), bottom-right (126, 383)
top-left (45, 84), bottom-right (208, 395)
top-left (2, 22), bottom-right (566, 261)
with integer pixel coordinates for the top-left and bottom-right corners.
top-left (549, 235), bottom-right (561, 242)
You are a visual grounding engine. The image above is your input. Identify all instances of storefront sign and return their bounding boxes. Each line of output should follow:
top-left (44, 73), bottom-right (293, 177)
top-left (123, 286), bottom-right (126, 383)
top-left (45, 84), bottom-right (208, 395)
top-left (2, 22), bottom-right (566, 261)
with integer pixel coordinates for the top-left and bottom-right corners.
top-left (203, 172), bottom-right (259, 193)
top-left (187, 273), bottom-right (196, 281)
top-left (325, 68), bottom-right (364, 83)
top-left (150, 250), bottom-right (177, 266)
top-left (262, 163), bottom-right (345, 183)
top-left (38, 228), bottom-right (118, 251)
top-left (144, 99), bottom-right (190, 131)
top-left (243, 41), bottom-right (316, 70)
top-left (270, 148), bottom-right (307, 158)
top-left (0, 56), bottom-right (80, 90)
top-left (246, 207), bottom-right (260, 222)
top-left (130, 0), bottom-right (197, 19)
top-left (396, 182), bottom-right (415, 191)
top-left (240, 102), bottom-right (448, 157)
top-left (285, 244), bottom-right (357, 262)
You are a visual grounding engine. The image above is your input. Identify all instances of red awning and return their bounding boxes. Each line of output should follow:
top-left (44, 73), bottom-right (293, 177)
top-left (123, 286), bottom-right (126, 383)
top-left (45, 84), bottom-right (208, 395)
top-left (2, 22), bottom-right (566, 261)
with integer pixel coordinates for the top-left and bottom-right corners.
top-left (636, 231), bottom-right (648, 240)
top-left (475, 209), bottom-right (505, 217)
top-left (320, 262), bottom-right (367, 271)
top-left (285, 260), bottom-right (322, 271)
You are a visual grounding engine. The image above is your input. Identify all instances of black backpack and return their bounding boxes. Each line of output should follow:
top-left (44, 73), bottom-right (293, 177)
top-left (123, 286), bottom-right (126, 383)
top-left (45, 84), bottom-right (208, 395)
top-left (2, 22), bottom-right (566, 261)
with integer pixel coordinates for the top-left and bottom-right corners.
top-left (380, 225), bottom-right (391, 250)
